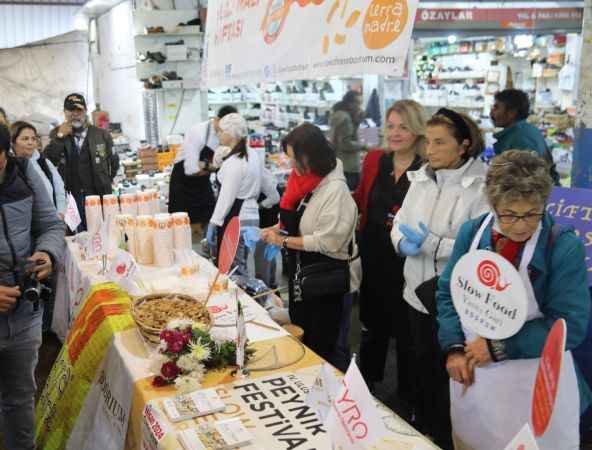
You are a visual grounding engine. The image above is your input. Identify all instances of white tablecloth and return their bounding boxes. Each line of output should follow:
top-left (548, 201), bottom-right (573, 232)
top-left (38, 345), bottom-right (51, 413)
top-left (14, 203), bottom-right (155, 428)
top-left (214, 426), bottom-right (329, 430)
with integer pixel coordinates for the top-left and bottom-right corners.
top-left (52, 237), bottom-right (287, 343)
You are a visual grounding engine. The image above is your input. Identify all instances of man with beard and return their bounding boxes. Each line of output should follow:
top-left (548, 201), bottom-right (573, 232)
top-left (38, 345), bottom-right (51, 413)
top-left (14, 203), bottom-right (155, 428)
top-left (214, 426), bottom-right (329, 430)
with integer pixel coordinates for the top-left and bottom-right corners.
top-left (46, 93), bottom-right (119, 230)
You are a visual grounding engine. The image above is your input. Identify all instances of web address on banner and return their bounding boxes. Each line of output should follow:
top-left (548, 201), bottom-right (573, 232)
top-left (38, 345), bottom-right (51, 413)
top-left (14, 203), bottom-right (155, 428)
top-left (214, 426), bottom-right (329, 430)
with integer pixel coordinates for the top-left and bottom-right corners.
top-left (312, 54), bottom-right (400, 69)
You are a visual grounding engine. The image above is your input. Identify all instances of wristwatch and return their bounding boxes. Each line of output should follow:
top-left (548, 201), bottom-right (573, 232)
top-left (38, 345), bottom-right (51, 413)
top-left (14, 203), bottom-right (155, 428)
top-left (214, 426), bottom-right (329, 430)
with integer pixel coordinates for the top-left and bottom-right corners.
top-left (487, 339), bottom-right (508, 362)
top-left (281, 237), bottom-right (289, 250)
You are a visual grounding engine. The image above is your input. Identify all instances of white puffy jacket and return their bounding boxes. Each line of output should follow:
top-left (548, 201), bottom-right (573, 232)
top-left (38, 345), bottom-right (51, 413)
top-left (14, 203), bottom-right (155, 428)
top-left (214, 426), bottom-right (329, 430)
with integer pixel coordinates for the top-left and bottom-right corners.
top-left (390, 157), bottom-right (489, 314)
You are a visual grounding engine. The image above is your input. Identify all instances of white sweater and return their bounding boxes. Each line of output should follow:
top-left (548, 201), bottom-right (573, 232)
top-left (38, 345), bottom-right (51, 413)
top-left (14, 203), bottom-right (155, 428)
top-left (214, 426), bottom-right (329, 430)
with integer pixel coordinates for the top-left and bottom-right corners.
top-left (210, 149), bottom-right (264, 226)
top-left (32, 150), bottom-right (66, 215)
top-left (390, 158), bottom-right (489, 314)
top-left (299, 160), bottom-right (358, 260)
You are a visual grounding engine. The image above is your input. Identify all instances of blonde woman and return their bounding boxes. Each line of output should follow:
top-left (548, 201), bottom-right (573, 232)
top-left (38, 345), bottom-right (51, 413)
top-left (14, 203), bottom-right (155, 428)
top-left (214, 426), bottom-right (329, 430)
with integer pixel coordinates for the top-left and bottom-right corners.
top-left (353, 100), bottom-right (427, 412)
top-left (390, 108), bottom-right (489, 448)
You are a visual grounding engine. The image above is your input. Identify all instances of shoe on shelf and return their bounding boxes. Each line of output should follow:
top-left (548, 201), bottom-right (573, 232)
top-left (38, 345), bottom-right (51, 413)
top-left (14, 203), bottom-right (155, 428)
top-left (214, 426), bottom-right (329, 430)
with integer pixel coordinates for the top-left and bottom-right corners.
top-left (178, 18), bottom-right (201, 26)
top-left (162, 71), bottom-right (182, 80)
top-left (145, 26), bottom-right (165, 34)
top-left (147, 51), bottom-right (166, 63)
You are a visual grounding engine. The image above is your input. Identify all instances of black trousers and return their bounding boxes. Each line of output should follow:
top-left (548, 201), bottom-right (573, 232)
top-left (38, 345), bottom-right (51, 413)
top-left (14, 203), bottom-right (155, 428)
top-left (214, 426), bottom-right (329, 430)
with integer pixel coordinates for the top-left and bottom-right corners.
top-left (290, 292), bottom-right (344, 366)
top-left (408, 305), bottom-right (453, 450)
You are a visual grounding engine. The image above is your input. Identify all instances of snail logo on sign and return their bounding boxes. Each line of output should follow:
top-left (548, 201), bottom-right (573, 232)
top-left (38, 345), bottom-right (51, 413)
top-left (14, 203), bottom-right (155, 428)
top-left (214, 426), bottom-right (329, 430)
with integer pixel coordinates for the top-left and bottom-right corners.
top-left (477, 260), bottom-right (511, 292)
top-left (451, 250), bottom-right (528, 339)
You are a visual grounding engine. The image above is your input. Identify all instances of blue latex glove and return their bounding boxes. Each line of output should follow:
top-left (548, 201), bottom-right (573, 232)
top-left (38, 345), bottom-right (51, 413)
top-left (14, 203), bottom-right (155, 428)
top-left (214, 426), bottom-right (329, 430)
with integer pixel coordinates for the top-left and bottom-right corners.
top-left (241, 226), bottom-right (261, 252)
top-left (206, 223), bottom-right (217, 247)
top-left (264, 244), bottom-right (281, 262)
top-left (399, 222), bottom-right (430, 246)
top-left (398, 238), bottom-right (421, 257)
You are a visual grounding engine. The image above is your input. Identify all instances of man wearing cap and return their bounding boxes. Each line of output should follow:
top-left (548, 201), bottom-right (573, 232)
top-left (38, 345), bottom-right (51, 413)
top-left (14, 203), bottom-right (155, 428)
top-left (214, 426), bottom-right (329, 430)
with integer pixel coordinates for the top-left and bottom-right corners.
top-left (45, 93), bottom-right (119, 230)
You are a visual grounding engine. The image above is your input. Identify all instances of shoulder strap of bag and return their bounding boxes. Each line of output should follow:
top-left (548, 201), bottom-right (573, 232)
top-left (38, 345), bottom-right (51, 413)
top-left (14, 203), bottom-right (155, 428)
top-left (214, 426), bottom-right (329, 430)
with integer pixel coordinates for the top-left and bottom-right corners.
top-left (36, 155), bottom-right (57, 207)
top-left (296, 190), bottom-right (357, 260)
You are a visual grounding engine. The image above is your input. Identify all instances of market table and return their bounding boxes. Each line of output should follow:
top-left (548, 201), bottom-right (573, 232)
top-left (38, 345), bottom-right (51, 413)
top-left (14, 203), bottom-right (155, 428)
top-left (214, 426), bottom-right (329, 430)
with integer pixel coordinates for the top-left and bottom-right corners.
top-left (39, 239), bottom-right (439, 450)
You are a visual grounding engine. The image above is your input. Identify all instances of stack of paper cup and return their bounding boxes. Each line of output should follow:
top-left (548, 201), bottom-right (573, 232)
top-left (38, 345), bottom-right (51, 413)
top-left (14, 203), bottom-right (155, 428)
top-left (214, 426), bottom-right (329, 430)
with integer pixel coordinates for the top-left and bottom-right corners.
top-left (137, 191), bottom-right (153, 216)
top-left (120, 193), bottom-right (138, 216)
top-left (124, 215), bottom-right (137, 258)
top-left (102, 195), bottom-right (119, 221)
top-left (172, 212), bottom-right (192, 251)
top-left (84, 195), bottom-right (102, 233)
top-left (147, 189), bottom-right (159, 214)
top-left (135, 215), bottom-right (155, 265)
top-left (153, 214), bottom-right (174, 267)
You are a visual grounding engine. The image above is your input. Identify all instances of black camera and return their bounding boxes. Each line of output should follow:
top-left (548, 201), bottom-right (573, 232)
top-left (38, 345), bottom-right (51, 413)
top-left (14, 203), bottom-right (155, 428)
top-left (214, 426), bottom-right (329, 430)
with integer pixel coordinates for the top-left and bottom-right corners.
top-left (18, 260), bottom-right (51, 306)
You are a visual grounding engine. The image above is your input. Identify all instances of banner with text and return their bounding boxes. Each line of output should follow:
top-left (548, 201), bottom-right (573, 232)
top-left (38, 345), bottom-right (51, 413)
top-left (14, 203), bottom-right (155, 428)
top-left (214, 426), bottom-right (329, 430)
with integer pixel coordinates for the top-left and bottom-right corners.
top-left (205, 0), bottom-right (419, 86)
top-left (547, 187), bottom-right (592, 285)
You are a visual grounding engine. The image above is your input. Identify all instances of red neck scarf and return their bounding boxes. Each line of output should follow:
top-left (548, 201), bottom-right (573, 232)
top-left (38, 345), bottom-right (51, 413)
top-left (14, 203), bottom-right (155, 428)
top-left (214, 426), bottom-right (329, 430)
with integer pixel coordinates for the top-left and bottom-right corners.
top-left (280, 170), bottom-right (323, 211)
top-left (492, 230), bottom-right (526, 268)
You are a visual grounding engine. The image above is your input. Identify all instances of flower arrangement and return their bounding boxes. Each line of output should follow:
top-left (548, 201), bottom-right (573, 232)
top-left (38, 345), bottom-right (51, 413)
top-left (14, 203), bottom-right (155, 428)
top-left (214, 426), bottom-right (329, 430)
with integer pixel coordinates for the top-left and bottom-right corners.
top-left (151, 319), bottom-right (254, 393)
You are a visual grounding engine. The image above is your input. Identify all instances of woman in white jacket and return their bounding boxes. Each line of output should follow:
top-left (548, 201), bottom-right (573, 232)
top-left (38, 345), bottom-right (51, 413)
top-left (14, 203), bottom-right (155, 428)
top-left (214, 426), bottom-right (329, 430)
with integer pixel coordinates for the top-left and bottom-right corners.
top-left (11, 121), bottom-right (66, 217)
top-left (206, 113), bottom-right (265, 276)
top-left (390, 108), bottom-right (488, 449)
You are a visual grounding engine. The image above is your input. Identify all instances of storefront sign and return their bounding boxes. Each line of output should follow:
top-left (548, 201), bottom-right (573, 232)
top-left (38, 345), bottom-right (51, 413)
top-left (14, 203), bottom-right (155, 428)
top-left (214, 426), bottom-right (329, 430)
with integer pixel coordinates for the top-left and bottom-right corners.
top-left (205, 0), bottom-right (419, 86)
top-left (546, 187), bottom-right (592, 286)
top-left (451, 250), bottom-right (528, 339)
top-left (531, 319), bottom-right (566, 437)
top-left (415, 7), bottom-right (583, 31)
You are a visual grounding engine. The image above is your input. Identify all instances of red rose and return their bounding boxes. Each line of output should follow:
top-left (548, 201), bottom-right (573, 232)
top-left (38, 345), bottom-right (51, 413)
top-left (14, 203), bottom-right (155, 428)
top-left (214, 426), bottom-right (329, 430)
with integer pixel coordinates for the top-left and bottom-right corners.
top-left (168, 337), bottom-right (186, 354)
top-left (152, 376), bottom-right (168, 387)
top-left (161, 361), bottom-right (180, 380)
top-left (116, 264), bottom-right (126, 275)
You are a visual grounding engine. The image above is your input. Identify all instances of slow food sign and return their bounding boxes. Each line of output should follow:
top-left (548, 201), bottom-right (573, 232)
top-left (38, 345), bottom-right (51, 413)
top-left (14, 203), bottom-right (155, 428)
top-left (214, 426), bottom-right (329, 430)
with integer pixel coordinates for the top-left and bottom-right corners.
top-left (451, 250), bottom-right (528, 339)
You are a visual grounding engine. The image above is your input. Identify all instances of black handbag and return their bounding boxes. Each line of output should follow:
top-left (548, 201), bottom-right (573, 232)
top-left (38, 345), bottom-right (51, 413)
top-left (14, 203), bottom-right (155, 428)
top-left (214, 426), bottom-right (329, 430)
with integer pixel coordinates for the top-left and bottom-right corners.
top-left (294, 258), bottom-right (351, 301)
top-left (414, 238), bottom-right (441, 316)
top-left (415, 276), bottom-right (439, 317)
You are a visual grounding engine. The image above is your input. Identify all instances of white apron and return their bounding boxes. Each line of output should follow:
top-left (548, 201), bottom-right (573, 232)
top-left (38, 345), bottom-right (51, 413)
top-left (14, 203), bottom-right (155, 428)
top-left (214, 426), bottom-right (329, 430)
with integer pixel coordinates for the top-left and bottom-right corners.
top-left (451, 213), bottom-right (580, 450)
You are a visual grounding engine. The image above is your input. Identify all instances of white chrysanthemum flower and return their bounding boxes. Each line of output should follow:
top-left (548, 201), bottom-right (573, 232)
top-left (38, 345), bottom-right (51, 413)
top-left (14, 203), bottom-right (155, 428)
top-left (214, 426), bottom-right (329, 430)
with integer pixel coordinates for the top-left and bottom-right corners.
top-left (174, 375), bottom-right (201, 395)
top-left (187, 362), bottom-right (206, 381)
top-left (149, 354), bottom-right (171, 375)
top-left (189, 338), bottom-right (212, 362)
top-left (177, 354), bottom-right (203, 372)
top-left (167, 318), bottom-right (193, 331)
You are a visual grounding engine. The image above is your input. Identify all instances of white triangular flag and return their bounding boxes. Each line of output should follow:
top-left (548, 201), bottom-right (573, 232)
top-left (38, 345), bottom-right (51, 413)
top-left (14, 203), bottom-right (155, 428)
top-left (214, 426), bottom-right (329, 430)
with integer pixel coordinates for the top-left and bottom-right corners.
top-left (236, 299), bottom-right (247, 368)
top-left (87, 219), bottom-right (108, 258)
top-left (64, 192), bottom-right (82, 232)
top-left (306, 363), bottom-right (340, 422)
top-left (503, 424), bottom-right (540, 450)
top-left (107, 249), bottom-right (142, 294)
top-left (324, 358), bottom-right (387, 450)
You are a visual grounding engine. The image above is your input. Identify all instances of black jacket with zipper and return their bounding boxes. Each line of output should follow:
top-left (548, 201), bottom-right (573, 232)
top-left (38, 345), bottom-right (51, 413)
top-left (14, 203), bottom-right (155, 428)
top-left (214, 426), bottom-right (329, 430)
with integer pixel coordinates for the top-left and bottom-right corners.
top-left (45, 125), bottom-right (119, 196)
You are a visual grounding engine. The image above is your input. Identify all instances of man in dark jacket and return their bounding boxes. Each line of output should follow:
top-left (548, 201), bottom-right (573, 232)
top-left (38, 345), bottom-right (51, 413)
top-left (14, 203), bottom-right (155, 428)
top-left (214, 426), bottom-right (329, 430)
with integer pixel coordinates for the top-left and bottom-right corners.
top-left (0, 123), bottom-right (65, 450)
top-left (490, 89), bottom-right (560, 185)
top-left (45, 93), bottom-right (119, 230)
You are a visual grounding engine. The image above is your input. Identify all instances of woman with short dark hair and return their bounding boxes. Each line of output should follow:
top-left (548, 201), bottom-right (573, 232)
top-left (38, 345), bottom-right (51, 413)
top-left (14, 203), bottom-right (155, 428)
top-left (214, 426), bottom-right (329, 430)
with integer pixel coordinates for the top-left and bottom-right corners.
top-left (261, 123), bottom-right (358, 365)
top-left (437, 150), bottom-right (591, 449)
top-left (390, 108), bottom-right (489, 448)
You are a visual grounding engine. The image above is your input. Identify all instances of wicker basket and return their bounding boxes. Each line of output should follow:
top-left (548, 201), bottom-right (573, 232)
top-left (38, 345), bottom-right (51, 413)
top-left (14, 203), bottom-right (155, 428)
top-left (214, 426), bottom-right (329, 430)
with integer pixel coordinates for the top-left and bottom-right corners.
top-left (131, 293), bottom-right (212, 344)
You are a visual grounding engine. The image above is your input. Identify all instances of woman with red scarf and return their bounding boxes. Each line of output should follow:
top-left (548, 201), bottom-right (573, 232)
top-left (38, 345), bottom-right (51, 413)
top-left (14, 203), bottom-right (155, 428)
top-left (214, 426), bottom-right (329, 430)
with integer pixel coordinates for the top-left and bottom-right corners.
top-left (261, 123), bottom-right (358, 365)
